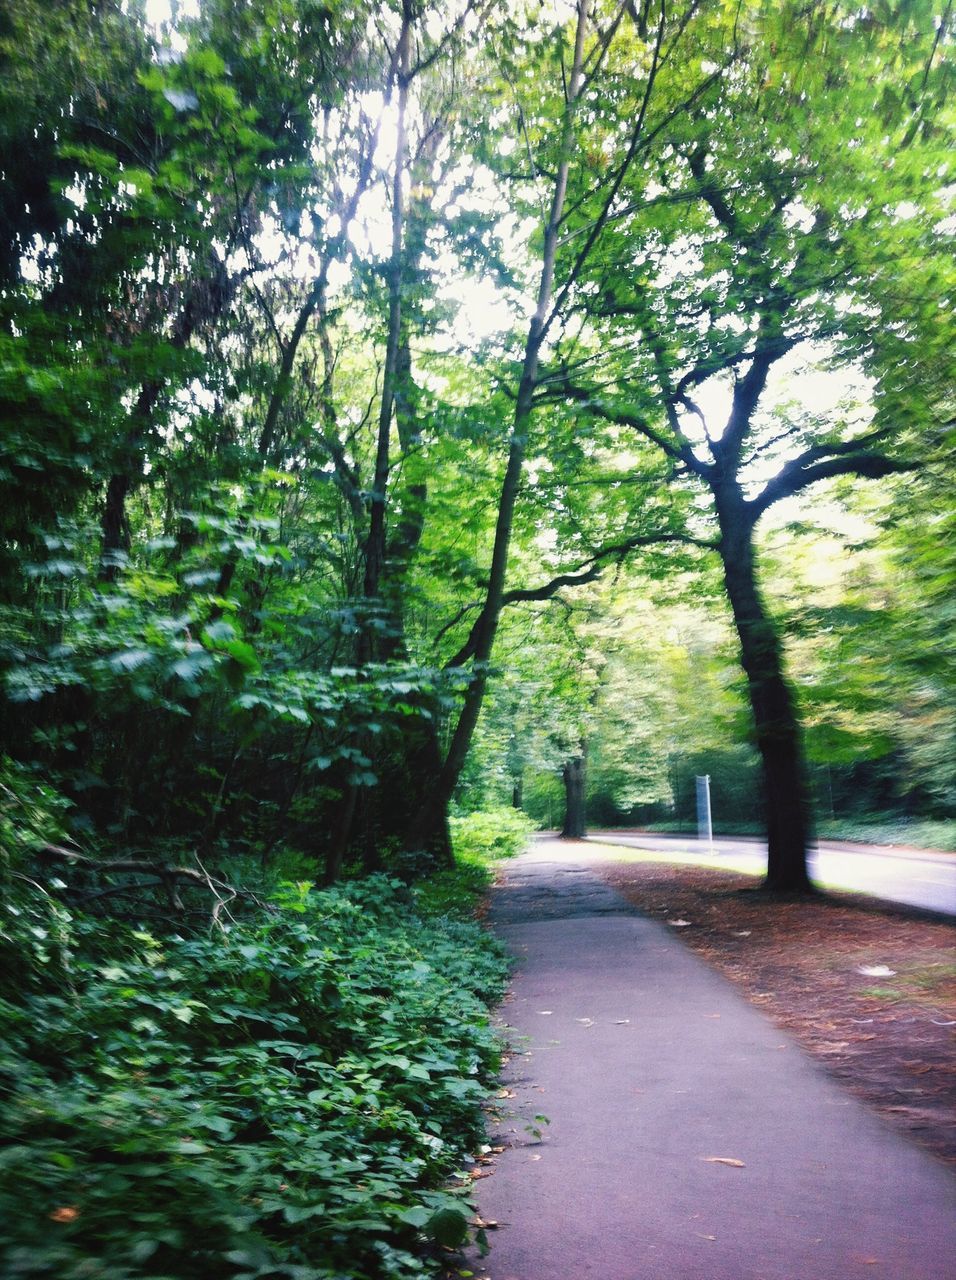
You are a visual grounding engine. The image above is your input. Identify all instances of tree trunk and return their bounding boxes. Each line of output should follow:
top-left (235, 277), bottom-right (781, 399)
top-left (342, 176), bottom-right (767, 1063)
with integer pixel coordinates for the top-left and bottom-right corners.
top-left (362, 8), bottom-right (411, 626)
top-left (716, 492), bottom-right (814, 891)
top-left (100, 472), bottom-right (132, 578)
top-left (561, 748), bottom-right (587, 838)
top-left (409, 0), bottom-right (592, 844)
top-left (405, 785), bottom-right (454, 866)
top-left (323, 782), bottom-right (358, 886)
top-left (99, 251), bottom-right (233, 583)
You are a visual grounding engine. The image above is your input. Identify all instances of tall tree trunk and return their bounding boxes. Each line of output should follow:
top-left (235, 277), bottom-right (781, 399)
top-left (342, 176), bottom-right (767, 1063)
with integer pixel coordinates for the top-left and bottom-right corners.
top-left (561, 746), bottom-right (587, 838)
top-left (363, 6), bottom-right (411, 626)
top-left (715, 490), bottom-right (814, 892)
top-left (407, 0), bottom-right (591, 855)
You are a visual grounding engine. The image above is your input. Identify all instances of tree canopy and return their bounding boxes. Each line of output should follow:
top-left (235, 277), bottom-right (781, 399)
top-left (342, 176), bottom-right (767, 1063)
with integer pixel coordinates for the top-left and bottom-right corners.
top-left (1, 0), bottom-right (952, 887)
top-left (1, 3), bottom-right (953, 1274)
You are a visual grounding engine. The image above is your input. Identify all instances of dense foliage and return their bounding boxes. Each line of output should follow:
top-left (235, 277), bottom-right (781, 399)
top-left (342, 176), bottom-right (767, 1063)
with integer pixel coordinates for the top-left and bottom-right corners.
top-left (0, 0), bottom-right (952, 1268)
top-left (0, 0), bottom-right (952, 887)
top-left (0, 766), bottom-right (511, 1279)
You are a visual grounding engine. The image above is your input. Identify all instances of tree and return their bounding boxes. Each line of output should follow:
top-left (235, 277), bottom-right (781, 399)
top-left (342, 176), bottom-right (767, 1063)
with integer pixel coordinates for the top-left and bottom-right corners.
top-left (403, 0), bottom-right (735, 855)
top-left (543, 0), bottom-right (954, 888)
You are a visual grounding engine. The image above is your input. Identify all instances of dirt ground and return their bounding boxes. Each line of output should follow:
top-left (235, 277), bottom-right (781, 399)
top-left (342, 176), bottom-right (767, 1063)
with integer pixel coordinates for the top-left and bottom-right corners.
top-left (598, 860), bottom-right (956, 1167)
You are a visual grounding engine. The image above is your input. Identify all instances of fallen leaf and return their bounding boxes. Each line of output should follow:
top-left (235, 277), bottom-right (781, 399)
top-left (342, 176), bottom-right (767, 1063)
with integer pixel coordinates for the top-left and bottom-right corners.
top-left (702, 1157), bottom-right (746, 1168)
top-left (50, 1207), bottom-right (80, 1223)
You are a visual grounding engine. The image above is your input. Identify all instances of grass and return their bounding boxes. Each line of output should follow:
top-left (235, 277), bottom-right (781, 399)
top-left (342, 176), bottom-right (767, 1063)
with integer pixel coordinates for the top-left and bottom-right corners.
top-left (859, 960), bottom-right (956, 1005)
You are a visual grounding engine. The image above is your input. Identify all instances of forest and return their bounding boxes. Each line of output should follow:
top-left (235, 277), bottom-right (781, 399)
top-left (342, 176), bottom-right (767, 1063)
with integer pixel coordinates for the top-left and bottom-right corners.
top-left (0, 0), bottom-right (953, 1275)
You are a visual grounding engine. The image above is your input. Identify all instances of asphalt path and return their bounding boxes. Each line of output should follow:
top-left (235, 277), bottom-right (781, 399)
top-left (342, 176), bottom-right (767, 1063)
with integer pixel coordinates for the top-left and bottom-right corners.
top-left (473, 840), bottom-right (956, 1280)
top-left (586, 831), bottom-right (956, 917)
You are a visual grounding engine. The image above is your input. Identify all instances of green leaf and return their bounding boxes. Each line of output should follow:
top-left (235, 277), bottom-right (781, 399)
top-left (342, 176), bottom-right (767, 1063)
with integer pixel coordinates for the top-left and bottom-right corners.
top-left (396, 1205), bottom-right (431, 1229)
top-left (282, 1203), bottom-right (326, 1224)
top-left (426, 1206), bottom-right (470, 1248)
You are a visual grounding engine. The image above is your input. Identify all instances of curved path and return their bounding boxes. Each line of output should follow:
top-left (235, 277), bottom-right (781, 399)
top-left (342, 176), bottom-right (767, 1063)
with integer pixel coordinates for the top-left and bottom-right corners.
top-left (473, 839), bottom-right (956, 1280)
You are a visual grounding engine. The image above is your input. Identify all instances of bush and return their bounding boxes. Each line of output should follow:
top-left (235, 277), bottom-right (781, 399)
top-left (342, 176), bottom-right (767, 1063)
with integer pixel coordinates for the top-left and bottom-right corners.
top-left (0, 755), bottom-right (73, 875)
top-left (0, 874), bottom-right (509, 1279)
top-left (413, 808), bottom-right (533, 920)
top-left (814, 815), bottom-right (956, 852)
top-left (449, 807), bottom-right (533, 865)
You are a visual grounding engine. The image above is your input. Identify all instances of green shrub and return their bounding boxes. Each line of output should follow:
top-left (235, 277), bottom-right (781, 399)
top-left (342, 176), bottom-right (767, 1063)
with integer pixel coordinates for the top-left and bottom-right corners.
top-left (415, 807), bottom-right (533, 919)
top-left (449, 807), bottom-right (533, 865)
top-left (814, 815), bottom-right (956, 851)
top-left (0, 874), bottom-right (509, 1279)
top-left (0, 756), bottom-right (73, 874)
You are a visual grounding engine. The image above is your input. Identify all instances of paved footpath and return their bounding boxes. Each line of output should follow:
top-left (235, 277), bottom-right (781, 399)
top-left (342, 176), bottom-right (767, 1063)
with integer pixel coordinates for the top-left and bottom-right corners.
top-left (472, 839), bottom-right (956, 1280)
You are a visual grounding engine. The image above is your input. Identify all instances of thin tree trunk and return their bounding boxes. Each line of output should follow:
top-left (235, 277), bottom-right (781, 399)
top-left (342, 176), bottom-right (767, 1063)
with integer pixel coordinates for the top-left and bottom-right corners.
top-left (561, 746), bottom-right (587, 838)
top-left (99, 255), bottom-right (232, 581)
top-left (323, 781), bottom-right (359, 886)
top-left (363, 4), bottom-right (412, 625)
top-left (716, 491), bottom-right (814, 892)
top-left (408, 0), bottom-right (591, 853)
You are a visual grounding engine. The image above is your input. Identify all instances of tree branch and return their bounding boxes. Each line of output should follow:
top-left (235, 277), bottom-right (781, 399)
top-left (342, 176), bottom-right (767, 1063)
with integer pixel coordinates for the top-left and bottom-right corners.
top-left (545, 0), bottom-right (669, 330)
top-left (554, 380), bottom-right (705, 470)
top-left (441, 528), bottom-right (716, 668)
top-left (502, 530), bottom-right (714, 601)
top-left (674, 332), bottom-right (801, 399)
top-left (39, 844), bottom-right (272, 925)
top-left (749, 450), bottom-right (917, 520)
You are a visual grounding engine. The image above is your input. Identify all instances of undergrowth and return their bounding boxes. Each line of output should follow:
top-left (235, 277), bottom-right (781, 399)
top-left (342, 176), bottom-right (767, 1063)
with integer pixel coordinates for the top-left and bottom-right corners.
top-left (0, 769), bottom-right (516, 1279)
top-left (415, 807), bottom-right (532, 918)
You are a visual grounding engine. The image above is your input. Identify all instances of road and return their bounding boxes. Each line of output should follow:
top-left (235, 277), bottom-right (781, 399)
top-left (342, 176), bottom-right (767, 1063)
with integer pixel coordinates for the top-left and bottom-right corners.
top-left (584, 830), bottom-right (956, 917)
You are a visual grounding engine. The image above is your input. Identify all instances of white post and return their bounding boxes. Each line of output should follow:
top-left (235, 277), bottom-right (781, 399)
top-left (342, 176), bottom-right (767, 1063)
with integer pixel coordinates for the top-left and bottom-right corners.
top-left (695, 774), bottom-right (713, 849)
